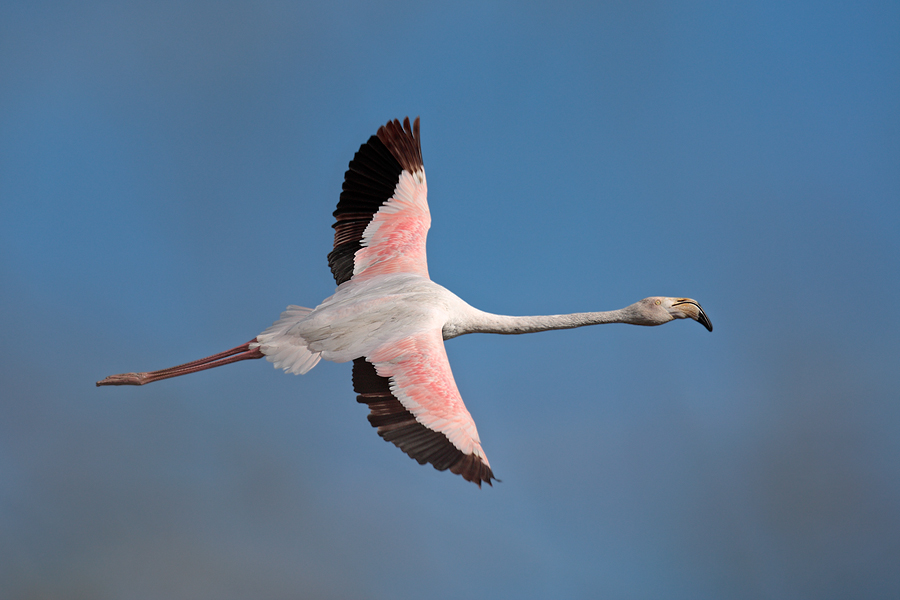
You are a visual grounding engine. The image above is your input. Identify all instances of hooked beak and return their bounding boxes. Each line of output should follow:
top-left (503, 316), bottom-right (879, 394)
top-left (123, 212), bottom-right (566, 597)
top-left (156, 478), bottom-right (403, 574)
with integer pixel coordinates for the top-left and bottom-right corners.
top-left (672, 299), bottom-right (713, 332)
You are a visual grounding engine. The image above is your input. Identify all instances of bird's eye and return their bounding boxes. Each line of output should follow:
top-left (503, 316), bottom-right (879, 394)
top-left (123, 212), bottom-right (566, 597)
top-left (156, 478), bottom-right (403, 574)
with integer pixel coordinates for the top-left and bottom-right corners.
top-left (655, 300), bottom-right (661, 305)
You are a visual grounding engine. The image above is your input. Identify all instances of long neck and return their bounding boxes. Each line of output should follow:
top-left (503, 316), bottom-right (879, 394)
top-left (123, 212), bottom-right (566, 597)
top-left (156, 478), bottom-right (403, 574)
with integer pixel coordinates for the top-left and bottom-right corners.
top-left (454, 304), bottom-right (650, 337)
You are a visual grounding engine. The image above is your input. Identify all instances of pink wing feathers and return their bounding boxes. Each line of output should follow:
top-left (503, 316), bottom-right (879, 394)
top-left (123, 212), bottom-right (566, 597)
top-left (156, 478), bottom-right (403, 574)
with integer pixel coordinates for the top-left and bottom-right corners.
top-left (352, 168), bottom-right (430, 280)
top-left (331, 118), bottom-right (495, 485)
top-left (328, 117), bottom-right (429, 284)
top-left (360, 329), bottom-right (494, 486)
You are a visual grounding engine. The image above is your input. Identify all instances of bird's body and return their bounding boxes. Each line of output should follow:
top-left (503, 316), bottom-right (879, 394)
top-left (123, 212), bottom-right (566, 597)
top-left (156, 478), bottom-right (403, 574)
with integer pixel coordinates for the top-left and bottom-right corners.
top-left (98, 117), bottom-right (712, 486)
top-left (267, 274), bottom-right (461, 368)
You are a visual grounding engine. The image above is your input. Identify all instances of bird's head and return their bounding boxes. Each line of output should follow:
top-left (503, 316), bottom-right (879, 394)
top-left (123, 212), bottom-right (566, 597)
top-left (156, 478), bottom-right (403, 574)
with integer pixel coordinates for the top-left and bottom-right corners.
top-left (636, 297), bottom-right (713, 331)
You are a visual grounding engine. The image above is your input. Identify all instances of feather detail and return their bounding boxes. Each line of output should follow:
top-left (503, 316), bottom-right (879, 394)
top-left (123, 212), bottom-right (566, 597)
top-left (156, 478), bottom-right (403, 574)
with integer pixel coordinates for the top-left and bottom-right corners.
top-left (328, 117), bottom-right (424, 284)
top-left (355, 328), bottom-right (494, 486)
top-left (253, 305), bottom-right (322, 374)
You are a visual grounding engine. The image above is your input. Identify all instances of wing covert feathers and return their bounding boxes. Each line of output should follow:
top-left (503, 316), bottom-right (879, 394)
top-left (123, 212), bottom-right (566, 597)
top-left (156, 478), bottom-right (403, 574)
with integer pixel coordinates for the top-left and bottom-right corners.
top-left (328, 117), bottom-right (427, 285)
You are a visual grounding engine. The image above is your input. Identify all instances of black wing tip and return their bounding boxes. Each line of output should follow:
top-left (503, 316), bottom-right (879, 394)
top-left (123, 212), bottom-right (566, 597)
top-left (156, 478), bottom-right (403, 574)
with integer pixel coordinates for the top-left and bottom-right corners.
top-left (450, 454), bottom-right (498, 488)
top-left (377, 116), bottom-right (419, 138)
top-left (376, 116), bottom-right (423, 174)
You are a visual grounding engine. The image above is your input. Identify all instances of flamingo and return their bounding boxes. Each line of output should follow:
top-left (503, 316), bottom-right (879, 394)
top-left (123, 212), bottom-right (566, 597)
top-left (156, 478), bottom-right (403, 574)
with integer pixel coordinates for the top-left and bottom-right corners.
top-left (98, 117), bottom-right (712, 486)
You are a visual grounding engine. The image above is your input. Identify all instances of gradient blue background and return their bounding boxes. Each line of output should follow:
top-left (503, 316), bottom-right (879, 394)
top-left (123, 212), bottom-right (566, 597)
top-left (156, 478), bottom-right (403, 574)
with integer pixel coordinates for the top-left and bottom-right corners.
top-left (2, 2), bottom-right (899, 598)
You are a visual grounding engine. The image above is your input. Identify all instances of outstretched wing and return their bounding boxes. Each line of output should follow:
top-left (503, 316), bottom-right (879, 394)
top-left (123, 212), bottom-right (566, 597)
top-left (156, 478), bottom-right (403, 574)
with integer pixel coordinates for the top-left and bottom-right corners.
top-left (328, 117), bottom-right (429, 285)
top-left (353, 328), bottom-right (495, 487)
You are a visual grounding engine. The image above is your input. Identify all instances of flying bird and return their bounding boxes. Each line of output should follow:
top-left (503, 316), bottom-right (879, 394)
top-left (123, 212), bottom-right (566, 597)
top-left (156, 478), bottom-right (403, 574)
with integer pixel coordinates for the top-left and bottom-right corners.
top-left (98, 117), bottom-right (712, 486)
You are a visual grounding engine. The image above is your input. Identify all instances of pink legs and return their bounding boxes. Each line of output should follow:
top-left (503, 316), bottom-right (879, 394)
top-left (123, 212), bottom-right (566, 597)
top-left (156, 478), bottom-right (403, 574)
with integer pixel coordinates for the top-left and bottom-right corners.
top-left (96, 339), bottom-right (264, 386)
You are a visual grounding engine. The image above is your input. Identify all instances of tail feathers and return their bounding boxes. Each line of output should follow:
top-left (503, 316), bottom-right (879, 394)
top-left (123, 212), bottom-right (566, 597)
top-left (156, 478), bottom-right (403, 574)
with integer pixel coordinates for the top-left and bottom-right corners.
top-left (252, 305), bottom-right (322, 375)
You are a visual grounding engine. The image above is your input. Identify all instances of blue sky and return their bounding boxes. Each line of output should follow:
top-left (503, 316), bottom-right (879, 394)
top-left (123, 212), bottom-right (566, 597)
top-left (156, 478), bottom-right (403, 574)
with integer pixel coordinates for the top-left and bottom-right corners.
top-left (2, 2), bottom-right (899, 598)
